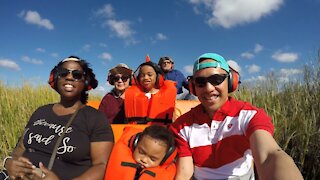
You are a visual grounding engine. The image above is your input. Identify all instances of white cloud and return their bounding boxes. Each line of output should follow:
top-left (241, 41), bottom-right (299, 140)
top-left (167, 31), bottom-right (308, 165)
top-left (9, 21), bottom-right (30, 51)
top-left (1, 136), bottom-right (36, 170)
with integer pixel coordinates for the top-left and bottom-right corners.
top-left (241, 52), bottom-right (254, 59)
top-left (184, 65), bottom-right (194, 75)
top-left (107, 19), bottom-right (134, 39)
top-left (244, 75), bottom-right (267, 82)
top-left (106, 19), bottom-right (137, 45)
top-left (95, 5), bottom-right (137, 45)
top-left (36, 48), bottom-right (45, 53)
top-left (82, 44), bottom-right (91, 51)
top-left (156, 33), bottom-right (167, 40)
top-left (89, 85), bottom-right (107, 96)
top-left (279, 68), bottom-right (303, 77)
top-left (189, 0), bottom-right (283, 28)
top-left (227, 60), bottom-right (241, 73)
top-left (272, 51), bottom-right (298, 63)
top-left (95, 4), bottom-right (114, 18)
top-left (51, 53), bottom-right (59, 58)
top-left (0, 59), bottom-right (21, 71)
top-left (254, 43), bottom-right (263, 53)
top-left (247, 64), bottom-right (260, 73)
top-left (99, 52), bottom-right (112, 61)
top-left (99, 43), bottom-right (107, 47)
top-left (19, 10), bottom-right (54, 30)
top-left (21, 56), bottom-right (43, 65)
top-left (95, 86), bottom-right (105, 92)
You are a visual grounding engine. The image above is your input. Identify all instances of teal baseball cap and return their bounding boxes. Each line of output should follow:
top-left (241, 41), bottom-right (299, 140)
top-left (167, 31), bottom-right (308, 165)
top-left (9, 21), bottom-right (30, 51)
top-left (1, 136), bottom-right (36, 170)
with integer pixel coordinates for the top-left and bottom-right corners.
top-left (193, 53), bottom-right (230, 74)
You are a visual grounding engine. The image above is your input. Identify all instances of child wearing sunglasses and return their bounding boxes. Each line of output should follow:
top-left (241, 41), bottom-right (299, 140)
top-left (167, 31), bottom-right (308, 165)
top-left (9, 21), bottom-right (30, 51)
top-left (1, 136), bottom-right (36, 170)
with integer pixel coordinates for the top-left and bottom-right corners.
top-left (3, 56), bottom-right (114, 180)
top-left (99, 63), bottom-right (133, 124)
top-left (170, 53), bottom-right (303, 180)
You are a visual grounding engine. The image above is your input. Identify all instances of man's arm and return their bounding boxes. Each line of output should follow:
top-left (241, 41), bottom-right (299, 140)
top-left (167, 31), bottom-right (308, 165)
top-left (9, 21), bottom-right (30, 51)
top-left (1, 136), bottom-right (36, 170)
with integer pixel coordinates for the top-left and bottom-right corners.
top-left (175, 156), bottom-right (194, 180)
top-left (250, 130), bottom-right (303, 180)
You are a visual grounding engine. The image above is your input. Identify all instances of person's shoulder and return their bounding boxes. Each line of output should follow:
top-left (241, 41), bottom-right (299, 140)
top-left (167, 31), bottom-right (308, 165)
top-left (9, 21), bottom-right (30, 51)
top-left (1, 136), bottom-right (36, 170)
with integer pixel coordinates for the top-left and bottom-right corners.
top-left (230, 97), bottom-right (258, 109)
top-left (101, 91), bottom-right (114, 99)
top-left (172, 69), bottom-right (183, 74)
top-left (28, 104), bottom-right (54, 120)
top-left (83, 105), bottom-right (105, 116)
top-left (34, 104), bottom-right (54, 113)
top-left (81, 106), bottom-right (109, 124)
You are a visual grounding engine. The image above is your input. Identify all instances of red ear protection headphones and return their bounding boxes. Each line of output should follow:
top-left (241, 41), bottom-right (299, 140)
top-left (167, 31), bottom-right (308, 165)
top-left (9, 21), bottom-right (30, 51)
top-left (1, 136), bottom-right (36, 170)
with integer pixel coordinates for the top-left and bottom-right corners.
top-left (188, 66), bottom-right (240, 96)
top-left (128, 132), bottom-right (177, 166)
top-left (227, 66), bottom-right (240, 93)
top-left (48, 71), bottom-right (55, 89)
top-left (134, 61), bottom-right (165, 89)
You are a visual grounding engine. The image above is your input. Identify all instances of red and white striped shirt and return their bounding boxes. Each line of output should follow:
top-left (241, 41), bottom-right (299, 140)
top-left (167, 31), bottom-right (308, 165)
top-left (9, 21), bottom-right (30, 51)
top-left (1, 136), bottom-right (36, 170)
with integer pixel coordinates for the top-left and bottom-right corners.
top-left (170, 97), bottom-right (274, 179)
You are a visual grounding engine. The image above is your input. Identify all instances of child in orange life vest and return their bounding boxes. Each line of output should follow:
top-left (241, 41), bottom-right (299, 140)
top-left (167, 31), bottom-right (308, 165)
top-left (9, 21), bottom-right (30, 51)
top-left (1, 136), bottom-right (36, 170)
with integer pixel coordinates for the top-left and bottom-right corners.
top-left (104, 125), bottom-right (177, 180)
top-left (125, 61), bottom-right (177, 124)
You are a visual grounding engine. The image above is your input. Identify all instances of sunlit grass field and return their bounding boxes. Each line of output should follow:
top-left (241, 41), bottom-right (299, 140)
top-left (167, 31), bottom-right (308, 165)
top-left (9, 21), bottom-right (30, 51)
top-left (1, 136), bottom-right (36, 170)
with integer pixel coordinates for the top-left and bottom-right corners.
top-left (1, 55), bottom-right (319, 179)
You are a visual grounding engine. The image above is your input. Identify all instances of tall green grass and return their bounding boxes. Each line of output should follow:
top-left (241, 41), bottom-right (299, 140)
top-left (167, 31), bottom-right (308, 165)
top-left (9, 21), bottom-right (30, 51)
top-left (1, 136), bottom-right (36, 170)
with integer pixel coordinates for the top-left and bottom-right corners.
top-left (0, 83), bottom-right (59, 156)
top-left (1, 53), bottom-right (319, 179)
top-left (232, 53), bottom-right (320, 179)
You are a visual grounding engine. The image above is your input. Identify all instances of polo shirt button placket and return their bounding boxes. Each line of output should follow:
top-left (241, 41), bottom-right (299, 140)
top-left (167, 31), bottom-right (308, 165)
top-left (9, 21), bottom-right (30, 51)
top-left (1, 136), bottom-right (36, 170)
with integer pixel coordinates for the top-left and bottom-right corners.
top-left (209, 121), bottom-right (219, 141)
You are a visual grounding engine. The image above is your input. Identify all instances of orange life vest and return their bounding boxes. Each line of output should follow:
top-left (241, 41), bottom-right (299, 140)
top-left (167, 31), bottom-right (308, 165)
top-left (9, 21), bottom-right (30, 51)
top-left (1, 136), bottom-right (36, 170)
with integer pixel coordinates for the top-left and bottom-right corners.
top-left (124, 80), bottom-right (176, 124)
top-left (104, 127), bottom-right (177, 180)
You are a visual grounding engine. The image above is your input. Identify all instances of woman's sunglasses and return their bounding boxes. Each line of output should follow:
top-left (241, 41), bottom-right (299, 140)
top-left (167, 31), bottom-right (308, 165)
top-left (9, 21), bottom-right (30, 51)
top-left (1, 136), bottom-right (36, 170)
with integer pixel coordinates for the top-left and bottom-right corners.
top-left (194, 74), bottom-right (228, 87)
top-left (58, 68), bottom-right (85, 81)
top-left (111, 75), bottom-right (130, 82)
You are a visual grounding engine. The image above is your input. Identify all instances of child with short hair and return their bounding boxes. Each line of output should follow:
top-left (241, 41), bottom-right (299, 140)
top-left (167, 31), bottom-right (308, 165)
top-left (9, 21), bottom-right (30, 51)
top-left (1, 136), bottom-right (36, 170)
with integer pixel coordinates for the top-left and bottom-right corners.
top-left (104, 125), bottom-right (177, 180)
top-left (125, 61), bottom-right (177, 124)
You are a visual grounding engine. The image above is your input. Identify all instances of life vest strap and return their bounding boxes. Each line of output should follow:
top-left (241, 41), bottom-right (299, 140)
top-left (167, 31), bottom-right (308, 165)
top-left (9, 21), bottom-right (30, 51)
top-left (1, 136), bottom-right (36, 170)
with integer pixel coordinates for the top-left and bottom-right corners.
top-left (121, 161), bottom-right (156, 179)
top-left (121, 161), bottom-right (138, 168)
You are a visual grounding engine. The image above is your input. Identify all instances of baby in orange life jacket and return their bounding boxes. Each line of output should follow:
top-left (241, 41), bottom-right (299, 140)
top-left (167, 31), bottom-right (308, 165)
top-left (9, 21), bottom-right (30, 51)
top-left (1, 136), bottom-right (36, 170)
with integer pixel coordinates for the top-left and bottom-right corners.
top-left (124, 61), bottom-right (177, 124)
top-left (104, 125), bottom-right (177, 180)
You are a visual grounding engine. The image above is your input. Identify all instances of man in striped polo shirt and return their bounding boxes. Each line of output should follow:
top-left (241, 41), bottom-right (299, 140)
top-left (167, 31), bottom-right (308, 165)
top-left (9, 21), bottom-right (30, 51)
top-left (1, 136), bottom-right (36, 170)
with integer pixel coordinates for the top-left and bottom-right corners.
top-left (170, 53), bottom-right (303, 180)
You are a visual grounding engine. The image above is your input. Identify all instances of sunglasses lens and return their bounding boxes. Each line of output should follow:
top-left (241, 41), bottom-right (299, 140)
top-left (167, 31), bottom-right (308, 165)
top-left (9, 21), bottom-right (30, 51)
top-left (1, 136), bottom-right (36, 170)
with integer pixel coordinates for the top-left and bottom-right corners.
top-left (207, 74), bottom-right (227, 86)
top-left (59, 68), bottom-right (69, 78)
top-left (195, 74), bottom-right (228, 87)
top-left (121, 75), bottom-right (130, 81)
top-left (58, 68), bottom-right (84, 80)
top-left (113, 75), bottom-right (130, 82)
top-left (72, 70), bottom-right (84, 80)
top-left (194, 77), bottom-right (207, 87)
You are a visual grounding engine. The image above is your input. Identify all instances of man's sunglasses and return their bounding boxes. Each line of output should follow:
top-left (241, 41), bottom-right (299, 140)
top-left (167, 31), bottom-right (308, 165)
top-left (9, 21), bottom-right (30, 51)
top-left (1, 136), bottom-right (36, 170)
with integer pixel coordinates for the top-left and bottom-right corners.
top-left (58, 68), bottom-right (85, 81)
top-left (194, 74), bottom-right (228, 87)
top-left (111, 75), bottom-right (130, 82)
top-left (162, 61), bottom-right (172, 65)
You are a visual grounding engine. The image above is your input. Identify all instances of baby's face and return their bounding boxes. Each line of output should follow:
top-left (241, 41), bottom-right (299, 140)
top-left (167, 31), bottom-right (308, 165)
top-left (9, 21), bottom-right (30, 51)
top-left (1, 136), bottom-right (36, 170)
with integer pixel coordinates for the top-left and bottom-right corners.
top-left (133, 135), bottom-right (167, 168)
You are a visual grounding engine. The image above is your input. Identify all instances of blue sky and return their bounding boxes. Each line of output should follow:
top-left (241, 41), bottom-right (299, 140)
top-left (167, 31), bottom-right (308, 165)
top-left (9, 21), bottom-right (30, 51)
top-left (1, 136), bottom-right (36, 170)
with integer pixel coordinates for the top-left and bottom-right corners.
top-left (1, 0), bottom-right (319, 95)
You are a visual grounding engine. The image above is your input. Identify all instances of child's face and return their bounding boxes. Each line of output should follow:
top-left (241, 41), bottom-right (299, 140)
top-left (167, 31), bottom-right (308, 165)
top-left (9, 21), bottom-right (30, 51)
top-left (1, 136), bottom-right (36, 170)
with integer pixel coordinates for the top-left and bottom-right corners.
top-left (138, 65), bottom-right (157, 92)
top-left (133, 135), bottom-right (167, 168)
